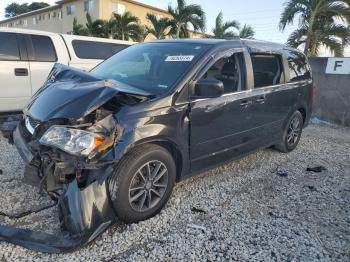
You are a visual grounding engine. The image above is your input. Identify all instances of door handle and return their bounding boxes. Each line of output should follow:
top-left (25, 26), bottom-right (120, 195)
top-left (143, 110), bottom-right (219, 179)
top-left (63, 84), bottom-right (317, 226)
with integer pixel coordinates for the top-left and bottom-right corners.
top-left (14, 68), bottom-right (28, 76)
top-left (240, 100), bottom-right (252, 107)
top-left (254, 96), bottom-right (266, 104)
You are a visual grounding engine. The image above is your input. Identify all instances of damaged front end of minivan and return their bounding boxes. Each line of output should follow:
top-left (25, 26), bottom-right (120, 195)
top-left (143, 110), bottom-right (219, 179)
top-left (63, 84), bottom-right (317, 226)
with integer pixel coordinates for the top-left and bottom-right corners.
top-left (0, 64), bottom-right (151, 253)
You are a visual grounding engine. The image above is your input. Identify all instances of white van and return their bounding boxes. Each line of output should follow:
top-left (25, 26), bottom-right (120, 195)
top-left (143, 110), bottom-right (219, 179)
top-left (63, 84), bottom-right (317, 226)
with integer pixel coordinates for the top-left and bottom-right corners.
top-left (0, 28), bottom-right (134, 112)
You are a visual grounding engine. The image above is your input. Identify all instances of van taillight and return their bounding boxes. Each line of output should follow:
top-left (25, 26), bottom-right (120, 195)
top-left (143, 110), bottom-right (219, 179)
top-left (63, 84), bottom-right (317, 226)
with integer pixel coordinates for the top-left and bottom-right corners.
top-left (312, 84), bottom-right (317, 103)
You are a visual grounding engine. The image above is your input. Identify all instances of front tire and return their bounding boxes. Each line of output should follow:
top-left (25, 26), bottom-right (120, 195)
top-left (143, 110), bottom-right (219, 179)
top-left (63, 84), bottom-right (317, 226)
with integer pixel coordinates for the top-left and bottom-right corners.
top-left (108, 144), bottom-right (176, 223)
top-left (275, 111), bottom-right (303, 153)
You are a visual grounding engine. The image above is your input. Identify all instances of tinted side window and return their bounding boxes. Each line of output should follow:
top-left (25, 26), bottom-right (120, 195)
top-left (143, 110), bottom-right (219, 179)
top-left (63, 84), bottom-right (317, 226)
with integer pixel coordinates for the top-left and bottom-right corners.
top-left (0, 32), bottom-right (20, 61)
top-left (27, 35), bottom-right (57, 62)
top-left (251, 54), bottom-right (284, 88)
top-left (287, 50), bottom-right (311, 82)
top-left (200, 52), bottom-right (246, 94)
top-left (72, 40), bottom-right (128, 60)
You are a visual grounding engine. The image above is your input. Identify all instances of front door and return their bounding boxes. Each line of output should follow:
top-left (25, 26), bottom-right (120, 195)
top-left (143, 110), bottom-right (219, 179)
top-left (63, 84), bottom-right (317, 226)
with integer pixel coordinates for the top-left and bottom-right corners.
top-left (190, 49), bottom-right (254, 171)
top-left (0, 32), bottom-right (31, 112)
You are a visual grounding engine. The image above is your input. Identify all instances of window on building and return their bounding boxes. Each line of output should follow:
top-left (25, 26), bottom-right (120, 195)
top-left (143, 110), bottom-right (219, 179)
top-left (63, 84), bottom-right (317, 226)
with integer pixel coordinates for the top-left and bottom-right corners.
top-left (33, 17), bottom-right (37, 24)
top-left (23, 20), bottom-right (28, 26)
top-left (251, 54), bottom-right (284, 88)
top-left (117, 3), bottom-right (126, 14)
top-left (199, 52), bottom-right (246, 94)
top-left (67, 5), bottom-right (76, 15)
top-left (27, 35), bottom-right (57, 62)
top-left (58, 11), bottom-right (63, 19)
top-left (84, 0), bottom-right (94, 12)
top-left (0, 32), bottom-right (20, 61)
top-left (286, 50), bottom-right (311, 82)
top-left (72, 40), bottom-right (129, 60)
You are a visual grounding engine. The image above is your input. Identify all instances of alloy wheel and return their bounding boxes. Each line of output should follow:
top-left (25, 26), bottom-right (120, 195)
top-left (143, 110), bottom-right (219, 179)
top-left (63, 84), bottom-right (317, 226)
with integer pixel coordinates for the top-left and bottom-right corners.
top-left (287, 116), bottom-right (301, 147)
top-left (128, 160), bottom-right (169, 212)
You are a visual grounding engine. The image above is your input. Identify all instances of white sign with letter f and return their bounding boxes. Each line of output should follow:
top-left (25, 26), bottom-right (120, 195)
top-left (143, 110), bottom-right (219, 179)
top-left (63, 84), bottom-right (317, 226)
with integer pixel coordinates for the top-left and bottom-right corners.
top-left (325, 58), bottom-right (350, 74)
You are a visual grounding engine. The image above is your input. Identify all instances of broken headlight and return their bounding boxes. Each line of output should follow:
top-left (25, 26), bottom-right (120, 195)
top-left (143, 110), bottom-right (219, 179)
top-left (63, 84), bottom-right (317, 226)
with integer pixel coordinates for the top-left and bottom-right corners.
top-left (39, 126), bottom-right (106, 156)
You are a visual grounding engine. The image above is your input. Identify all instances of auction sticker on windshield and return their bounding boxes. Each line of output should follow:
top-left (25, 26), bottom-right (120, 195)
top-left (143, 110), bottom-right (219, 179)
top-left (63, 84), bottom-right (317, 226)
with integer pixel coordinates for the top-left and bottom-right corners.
top-left (165, 55), bottom-right (194, 62)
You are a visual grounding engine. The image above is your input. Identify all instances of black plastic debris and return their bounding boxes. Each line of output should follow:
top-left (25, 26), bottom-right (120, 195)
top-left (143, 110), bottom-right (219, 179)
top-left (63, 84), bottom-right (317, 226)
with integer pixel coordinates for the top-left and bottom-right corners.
top-left (306, 166), bottom-right (327, 173)
top-left (305, 185), bottom-right (317, 191)
top-left (0, 203), bottom-right (57, 219)
top-left (191, 207), bottom-right (207, 214)
top-left (0, 169), bottom-right (2, 175)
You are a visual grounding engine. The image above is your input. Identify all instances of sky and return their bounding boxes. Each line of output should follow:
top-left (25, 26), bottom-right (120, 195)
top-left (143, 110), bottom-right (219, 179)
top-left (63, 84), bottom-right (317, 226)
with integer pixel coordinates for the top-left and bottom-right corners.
top-left (1, 0), bottom-right (298, 44)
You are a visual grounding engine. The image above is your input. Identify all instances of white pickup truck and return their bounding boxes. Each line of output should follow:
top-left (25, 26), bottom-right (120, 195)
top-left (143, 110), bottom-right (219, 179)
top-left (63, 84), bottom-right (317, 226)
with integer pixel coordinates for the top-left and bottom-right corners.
top-left (0, 28), bottom-right (133, 113)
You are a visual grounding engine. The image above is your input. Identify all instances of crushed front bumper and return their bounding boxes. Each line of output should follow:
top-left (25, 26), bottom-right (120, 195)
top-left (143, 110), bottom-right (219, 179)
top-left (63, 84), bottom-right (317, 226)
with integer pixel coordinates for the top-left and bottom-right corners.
top-left (0, 126), bottom-right (118, 253)
top-left (0, 180), bottom-right (116, 253)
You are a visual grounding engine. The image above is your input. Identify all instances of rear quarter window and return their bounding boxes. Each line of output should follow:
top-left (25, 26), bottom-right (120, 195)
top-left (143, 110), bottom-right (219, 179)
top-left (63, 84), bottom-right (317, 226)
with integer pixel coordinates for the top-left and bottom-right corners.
top-left (72, 40), bottom-right (128, 60)
top-left (0, 32), bottom-right (20, 61)
top-left (286, 50), bottom-right (311, 82)
top-left (251, 54), bottom-right (285, 88)
top-left (26, 35), bottom-right (57, 62)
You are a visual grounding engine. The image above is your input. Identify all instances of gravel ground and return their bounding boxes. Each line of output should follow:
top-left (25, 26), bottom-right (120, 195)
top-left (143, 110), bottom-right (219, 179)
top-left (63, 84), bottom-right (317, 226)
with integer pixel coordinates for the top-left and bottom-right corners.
top-left (0, 123), bottom-right (349, 261)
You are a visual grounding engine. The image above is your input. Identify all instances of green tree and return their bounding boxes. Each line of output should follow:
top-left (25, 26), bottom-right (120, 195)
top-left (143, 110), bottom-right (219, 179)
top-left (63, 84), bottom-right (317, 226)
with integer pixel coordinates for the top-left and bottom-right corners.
top-left (73, 18), bottom-right (89, 36)
top-left (109, 11), bottom-right (141, 41)
top-left (168, 0), bottom-right (206, 38)
top-left (85, 13), bottom-right (110, 38)
top-left (146, 13), bottom-right (171, 39)
top-left (5, 2), bottom-right (49, 18)
top-left (73, 13), bottom-right (110, 38)
top-left (212, 12), bottom-right (239, 39)
top-left (134, 25), bottom-right (149, 42)
top-left (28, 2), bottom-right (50, 11)
top-left (279, 0), bottom-right (350, 57)
top-left (238, 24), bottom-right (255, 39)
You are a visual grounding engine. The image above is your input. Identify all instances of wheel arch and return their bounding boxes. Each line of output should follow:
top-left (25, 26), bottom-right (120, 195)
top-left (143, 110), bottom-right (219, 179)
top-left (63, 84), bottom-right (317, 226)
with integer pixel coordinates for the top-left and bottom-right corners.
top-left (123, 137), bottom-right (185, 182)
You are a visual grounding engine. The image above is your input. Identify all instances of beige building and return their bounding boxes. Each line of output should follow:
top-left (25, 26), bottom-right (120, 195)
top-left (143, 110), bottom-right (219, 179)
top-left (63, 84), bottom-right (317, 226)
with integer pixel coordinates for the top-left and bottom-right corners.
top-left (0, 0), bottom-right (172, 36)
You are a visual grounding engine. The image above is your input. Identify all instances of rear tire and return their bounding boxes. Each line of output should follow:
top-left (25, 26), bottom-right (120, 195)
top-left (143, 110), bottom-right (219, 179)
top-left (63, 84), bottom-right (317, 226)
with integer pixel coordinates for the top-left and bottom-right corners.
top-left (275, 111), bottom-right (303, 153)
top-left (108, 144), bottom-right (176, 223)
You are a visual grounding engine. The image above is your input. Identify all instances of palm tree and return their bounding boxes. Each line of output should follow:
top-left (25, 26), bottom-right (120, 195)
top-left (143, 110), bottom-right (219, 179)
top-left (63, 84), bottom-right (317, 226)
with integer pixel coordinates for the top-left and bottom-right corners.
top-left (73, 18), bottom-right (89, 36)
top-left (168, 0), bottom-right (206, 38)
top-left (238, 24), bottom-right (255, 39)
top-left (146, 13), bottom-right (171, 39)
top-left (109, 11), bottom-right (141, 41)
top-left (134, 25), bottom-right (149, 42)
top-left (279, 0), bottom-right (350, 56)
top-left (212, 12), bottom-right (239, 39)
top-left (85, 13), bottom-right (110, 38)
top-left (73, 14), bottom-right (110, 38)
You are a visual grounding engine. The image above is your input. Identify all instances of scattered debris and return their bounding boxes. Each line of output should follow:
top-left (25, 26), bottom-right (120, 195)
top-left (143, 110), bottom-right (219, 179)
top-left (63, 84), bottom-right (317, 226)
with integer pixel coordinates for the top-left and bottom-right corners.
top-left (0, 203), bottom-right (57, 219)
top-left (306, 166), bottom-right (327, 173)
top-left (0, 169), bottom-right (2, 175)
top-left (305, 185), bottom-right (317, 191)
top-left (276, 171), bottom-right (288, 177)
top-left (191, 207), bottom-right (207, 214)
top-left (268, 211), bottom-right (288, 219)
top-left (187, 224), bottom-right (206, 233)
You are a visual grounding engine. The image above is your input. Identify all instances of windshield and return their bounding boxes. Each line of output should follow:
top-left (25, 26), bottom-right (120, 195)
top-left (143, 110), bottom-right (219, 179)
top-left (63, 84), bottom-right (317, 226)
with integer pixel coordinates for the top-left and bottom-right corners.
top-left (91, 42), bottom-right (210, 95)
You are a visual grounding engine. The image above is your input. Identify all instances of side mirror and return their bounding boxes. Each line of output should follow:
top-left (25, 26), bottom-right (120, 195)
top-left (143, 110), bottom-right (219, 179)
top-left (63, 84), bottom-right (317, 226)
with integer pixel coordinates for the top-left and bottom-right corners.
top-left (194, 78), bottom-right (224, 98)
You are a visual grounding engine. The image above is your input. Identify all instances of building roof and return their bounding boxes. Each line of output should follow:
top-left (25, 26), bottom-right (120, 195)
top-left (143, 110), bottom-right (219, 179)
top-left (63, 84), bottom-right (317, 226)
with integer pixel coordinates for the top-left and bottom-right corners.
top-left (120, 0), bottom-right (169, 15)
top-left (0, 5), bottom-right (61, 23)
top-left (0, 0), bottom-right (170, 24)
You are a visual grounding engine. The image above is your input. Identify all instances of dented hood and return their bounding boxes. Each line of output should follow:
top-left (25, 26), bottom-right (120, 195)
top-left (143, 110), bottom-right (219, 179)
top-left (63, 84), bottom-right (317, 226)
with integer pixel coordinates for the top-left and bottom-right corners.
top-left (25, 64), bottom-right (151, 121)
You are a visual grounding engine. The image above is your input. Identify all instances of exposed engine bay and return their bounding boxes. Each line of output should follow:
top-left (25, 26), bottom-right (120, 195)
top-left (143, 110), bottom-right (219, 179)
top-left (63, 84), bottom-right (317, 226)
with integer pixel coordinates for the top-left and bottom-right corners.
top-left (0, 64), bottom-right (151, 253)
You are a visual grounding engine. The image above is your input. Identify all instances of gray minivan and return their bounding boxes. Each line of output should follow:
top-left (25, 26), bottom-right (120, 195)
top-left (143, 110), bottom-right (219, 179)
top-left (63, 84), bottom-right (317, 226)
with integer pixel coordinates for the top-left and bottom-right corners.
top-left (2, 39), bottom-right (314, 252)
